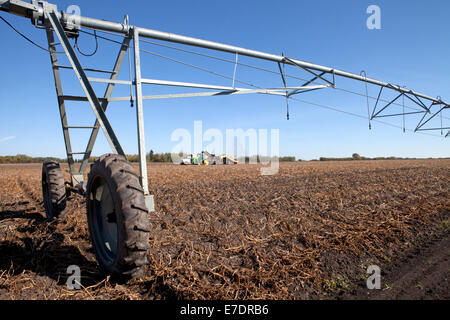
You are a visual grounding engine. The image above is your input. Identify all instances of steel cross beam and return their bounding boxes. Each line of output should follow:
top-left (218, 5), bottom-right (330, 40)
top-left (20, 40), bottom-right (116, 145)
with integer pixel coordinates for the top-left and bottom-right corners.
top-left (101, 85), bottom-right (329, 101)
top-left (375, 111), bottom-right (426, 118)
top-left (86, 76), bottom-right (328, 98)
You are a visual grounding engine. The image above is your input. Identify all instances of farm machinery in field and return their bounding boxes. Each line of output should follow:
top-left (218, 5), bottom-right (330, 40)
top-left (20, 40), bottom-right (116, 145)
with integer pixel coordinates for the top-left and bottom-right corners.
top-left (180, 151), bottom-right (238, 165)
top-left (1, 0), bottom-right (448, 280)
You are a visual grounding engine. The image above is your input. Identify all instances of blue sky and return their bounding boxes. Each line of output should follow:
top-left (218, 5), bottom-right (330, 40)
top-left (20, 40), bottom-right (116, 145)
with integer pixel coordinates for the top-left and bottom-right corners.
top-left (0, 0), bottom-right (449, 160)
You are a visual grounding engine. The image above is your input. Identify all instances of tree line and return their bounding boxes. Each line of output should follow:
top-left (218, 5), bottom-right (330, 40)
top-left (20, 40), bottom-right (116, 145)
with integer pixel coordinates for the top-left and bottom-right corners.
top-left (0, 151), bottom-right (175, 164)
top-left (1, 152), bottom-right (441, 164)
top-left (316, 153), bottom-right (433, 162)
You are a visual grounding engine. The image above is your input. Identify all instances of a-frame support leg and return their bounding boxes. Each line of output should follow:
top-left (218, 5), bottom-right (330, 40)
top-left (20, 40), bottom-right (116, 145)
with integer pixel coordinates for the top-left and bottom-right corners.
top-left (45, 24), bottom-right (77, 183)
top-left (45, 10), bottom-right (125, 159)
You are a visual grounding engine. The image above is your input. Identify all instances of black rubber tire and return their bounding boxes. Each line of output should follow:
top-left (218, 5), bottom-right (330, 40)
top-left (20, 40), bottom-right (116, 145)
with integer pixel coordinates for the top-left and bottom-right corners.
top-left (86, 154), bottom-right (150, 279)
top-left (41, 161), bottom-right (67, 220)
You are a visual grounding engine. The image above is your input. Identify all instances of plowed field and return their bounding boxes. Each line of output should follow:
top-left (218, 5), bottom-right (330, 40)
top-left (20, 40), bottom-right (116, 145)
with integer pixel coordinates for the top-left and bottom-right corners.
top-left (0, 160), bottom-right (448, 299)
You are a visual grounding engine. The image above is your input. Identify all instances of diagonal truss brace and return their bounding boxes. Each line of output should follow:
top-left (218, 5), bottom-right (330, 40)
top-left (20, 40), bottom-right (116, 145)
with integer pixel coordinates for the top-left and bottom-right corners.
top-left (78, 34), bottom-right (132, 175)
top-left (415, 103), bottom-right (449, 134)
top-left (371, 90), bottom-right (404, 119)
top-left (282, 68), bottom-right (330, 98)
top-left (275, 59), bottom-right (332, 119)
top-left (283, 57), bottom-right (335, 88)
top-left (368, 83), bottom-right (449, 135)
top-left (370, 84), bottom-right (430, 120)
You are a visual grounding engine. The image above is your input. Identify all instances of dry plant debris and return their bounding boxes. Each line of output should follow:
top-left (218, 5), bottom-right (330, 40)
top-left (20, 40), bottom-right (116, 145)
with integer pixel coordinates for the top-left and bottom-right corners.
top-left (0, 159), bottom-right (448, 299)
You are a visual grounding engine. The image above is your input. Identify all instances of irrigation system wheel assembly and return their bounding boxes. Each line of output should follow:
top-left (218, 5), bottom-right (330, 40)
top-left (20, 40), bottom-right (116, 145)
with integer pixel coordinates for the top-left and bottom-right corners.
top-left (86, 154), bottom-right (150, 278)
top-left (41, 161), bottom-right (67, 220)
top-left (41, 154), bottom-right (151, 279)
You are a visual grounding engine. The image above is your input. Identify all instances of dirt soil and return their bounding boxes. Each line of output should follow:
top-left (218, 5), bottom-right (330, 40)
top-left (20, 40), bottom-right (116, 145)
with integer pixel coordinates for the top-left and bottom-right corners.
top-left (356, 233), bottom-right (449, 300)
top-left (0, 160), bottom-right (448, 300)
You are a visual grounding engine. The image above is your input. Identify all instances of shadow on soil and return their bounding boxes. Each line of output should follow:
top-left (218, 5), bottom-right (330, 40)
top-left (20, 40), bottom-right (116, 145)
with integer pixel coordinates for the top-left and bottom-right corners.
top-left (0, 208), bottom-right (107, 288)
top-left (0, 210), bottom-right (45, 223)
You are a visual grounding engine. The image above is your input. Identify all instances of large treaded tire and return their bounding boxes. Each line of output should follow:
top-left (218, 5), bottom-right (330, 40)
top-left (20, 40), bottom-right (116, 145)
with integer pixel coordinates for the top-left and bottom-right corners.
top-left (86, 154), bottom-right (150, 279)
top-left (41, 161), bottom-right (67, 220)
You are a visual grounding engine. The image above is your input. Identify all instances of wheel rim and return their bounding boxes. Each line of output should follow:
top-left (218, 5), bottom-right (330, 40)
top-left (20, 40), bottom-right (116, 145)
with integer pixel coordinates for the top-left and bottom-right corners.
top-left (91, 178), bottom-right (118, 262)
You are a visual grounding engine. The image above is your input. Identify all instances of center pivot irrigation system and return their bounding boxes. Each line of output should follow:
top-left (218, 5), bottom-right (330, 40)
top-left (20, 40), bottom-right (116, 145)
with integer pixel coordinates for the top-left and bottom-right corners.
top-left (0, 0), bottom-right (448, 278)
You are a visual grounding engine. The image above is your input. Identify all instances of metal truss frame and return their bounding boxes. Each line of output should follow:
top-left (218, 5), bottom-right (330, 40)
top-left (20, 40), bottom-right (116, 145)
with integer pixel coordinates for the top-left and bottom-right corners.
top-left (369, 84), bottom-right (448, 136)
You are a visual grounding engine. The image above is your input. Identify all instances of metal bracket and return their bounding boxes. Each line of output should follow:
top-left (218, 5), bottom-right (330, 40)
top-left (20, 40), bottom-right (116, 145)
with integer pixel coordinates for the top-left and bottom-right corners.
top-left (71, 174), bottom-right (84, 187)
top-left (145, 195), bottom-right (155, 212)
